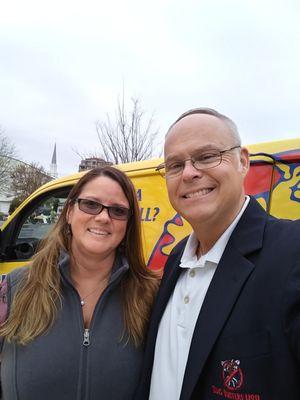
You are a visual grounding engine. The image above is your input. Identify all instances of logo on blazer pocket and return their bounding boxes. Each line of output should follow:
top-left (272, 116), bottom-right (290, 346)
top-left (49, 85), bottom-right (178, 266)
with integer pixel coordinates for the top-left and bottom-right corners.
top-left (221, 359), bottom-right (244, 391)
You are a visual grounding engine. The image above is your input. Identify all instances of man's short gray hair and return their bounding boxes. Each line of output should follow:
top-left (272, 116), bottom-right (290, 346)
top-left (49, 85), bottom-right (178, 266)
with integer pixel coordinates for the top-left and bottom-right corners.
top-left (167, 107), bottom-right (241, 146)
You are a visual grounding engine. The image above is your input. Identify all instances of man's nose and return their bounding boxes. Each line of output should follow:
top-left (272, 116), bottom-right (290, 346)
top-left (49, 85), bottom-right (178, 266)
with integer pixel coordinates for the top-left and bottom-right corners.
top-left (181, 160), bottom-right (204, 180)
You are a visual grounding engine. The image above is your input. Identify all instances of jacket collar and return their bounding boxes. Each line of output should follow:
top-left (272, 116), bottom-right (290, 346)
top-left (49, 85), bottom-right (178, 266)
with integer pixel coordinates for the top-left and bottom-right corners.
top-left (58, 250), bottom-right (129, 288)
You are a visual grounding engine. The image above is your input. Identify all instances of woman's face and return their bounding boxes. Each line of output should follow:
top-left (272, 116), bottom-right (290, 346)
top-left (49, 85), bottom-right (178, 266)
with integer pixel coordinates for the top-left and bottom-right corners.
top-left (67, 176), bottom-right (129, 262)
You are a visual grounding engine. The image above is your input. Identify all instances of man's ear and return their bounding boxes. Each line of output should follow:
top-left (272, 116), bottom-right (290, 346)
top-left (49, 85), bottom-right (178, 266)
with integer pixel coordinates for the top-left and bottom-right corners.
top-left (239, 147), bottom-right (250, 177)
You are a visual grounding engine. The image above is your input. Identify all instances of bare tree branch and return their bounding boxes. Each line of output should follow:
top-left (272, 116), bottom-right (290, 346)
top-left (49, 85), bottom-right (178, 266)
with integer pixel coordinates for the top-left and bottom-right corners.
top-left (0, 127), bottom-right (17, 192)
top-left (10, 162), bottom-right (52, 202)
top-left (72, 146), bottom-right (106, 161)
top-left (95, 95), bottom-right (159, 164)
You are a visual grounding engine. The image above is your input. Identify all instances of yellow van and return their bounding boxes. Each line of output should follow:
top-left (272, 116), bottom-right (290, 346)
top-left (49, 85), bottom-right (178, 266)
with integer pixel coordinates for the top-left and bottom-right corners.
top-left (1, 138), bottom-right (300, 276)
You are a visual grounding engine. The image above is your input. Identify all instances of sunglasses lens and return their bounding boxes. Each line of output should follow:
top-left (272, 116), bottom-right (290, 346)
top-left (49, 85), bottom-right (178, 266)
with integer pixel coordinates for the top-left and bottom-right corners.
top-left (79, 199), bottom-right (101, 215)
top-left (109, 207), bottom-right (130, 220)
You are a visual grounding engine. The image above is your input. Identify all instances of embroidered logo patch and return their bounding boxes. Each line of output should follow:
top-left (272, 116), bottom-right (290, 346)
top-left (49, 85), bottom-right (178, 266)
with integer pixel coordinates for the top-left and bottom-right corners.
top-left (221, 359), bottom-right (244, 391)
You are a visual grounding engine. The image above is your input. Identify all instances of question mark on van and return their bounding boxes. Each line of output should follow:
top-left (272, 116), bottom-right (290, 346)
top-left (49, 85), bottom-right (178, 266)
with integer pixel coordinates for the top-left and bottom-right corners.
top-left (153, 207), bottom-right (160, 221)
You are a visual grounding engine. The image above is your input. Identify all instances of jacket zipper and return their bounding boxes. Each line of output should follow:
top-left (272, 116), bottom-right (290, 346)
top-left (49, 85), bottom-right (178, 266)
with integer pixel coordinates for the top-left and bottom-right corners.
top-left (59, 264), bottom-right (119, 399)
top-left (83, 328), bottom-right (90, 346)
top-left (80, 293), bottom-right (108, 398)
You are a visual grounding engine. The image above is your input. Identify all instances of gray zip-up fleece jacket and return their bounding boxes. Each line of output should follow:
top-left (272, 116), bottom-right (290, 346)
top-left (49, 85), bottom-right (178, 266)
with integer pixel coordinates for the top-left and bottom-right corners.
top-left (1, 252), bottom-right (144, 400)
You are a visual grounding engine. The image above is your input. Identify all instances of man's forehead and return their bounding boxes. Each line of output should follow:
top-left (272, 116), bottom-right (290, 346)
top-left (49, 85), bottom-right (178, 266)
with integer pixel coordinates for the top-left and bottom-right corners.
top-left (167, 113), bottom-right (229, 136)
top-left (166, 114), bottom-right (231, 145)
top-left (164, 114), bottom-right (235, 160)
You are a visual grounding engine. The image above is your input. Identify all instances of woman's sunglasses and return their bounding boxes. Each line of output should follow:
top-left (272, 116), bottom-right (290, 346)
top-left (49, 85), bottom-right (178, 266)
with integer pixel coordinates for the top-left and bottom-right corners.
top-left (76, 198), bottom-right (131, 221)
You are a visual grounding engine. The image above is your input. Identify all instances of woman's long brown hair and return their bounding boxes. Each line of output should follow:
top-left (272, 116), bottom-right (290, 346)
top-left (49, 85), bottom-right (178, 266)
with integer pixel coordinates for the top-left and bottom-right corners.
top-left (0, 166), bottom-right (159, 346)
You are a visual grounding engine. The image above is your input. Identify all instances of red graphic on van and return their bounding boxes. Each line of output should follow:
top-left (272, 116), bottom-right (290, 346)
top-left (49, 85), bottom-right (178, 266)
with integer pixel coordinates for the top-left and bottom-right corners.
top-left (147, 213), bottom-right (183, 270)
top-left (245, 149), bottom-right (300, 204)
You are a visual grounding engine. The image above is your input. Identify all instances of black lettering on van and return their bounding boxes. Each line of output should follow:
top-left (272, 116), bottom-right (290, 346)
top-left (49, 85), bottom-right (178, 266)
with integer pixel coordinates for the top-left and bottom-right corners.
top-left (140, 207), bottom-right (160, 222)
top-left (136, 189), bottom-right (142, 201)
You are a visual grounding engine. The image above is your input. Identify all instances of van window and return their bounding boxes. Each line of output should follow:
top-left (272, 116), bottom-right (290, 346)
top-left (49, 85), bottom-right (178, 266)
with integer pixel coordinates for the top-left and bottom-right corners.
top-left (12, 191), bottom-right (69, 261)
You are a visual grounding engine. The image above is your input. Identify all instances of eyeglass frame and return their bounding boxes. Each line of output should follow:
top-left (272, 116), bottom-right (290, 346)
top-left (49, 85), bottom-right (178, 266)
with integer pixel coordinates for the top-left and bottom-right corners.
top-left (75, 198), bottom-right (131, 221)
top-left (156, 145), bottom-right (241, 178)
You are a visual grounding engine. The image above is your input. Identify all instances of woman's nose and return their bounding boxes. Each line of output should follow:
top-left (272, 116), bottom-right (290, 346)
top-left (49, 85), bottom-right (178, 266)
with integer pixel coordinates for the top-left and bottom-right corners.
top-left (94, 207), bottom-right (110, 222)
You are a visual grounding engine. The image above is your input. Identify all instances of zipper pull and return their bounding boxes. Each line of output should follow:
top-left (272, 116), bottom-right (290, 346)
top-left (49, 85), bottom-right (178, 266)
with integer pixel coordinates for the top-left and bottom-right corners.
top-left (83, 329), bottom-right (90, 346)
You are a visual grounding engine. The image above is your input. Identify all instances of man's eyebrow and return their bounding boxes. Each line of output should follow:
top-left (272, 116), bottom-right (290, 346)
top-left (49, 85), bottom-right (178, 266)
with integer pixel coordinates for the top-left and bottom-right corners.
top-left (165, 145), bottom-right (222, 161)
top-left (192, 145), bottom-right (221, 152)
top-left (164, 155), bottom-right (181, 162)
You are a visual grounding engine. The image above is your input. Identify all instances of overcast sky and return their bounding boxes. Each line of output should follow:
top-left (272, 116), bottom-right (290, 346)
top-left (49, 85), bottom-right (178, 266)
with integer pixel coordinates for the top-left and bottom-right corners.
top-left (1, 0), bottom-right (300, 176)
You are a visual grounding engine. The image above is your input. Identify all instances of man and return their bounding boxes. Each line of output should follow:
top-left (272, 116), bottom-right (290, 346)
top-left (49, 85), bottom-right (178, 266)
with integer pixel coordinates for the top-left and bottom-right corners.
top-left (135, 108), bottom-right (300, 400)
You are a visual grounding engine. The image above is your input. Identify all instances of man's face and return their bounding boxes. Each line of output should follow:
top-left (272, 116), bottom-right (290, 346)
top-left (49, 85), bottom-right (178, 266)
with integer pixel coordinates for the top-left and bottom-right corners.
top-left (164, 114), bottom-right (249, 230)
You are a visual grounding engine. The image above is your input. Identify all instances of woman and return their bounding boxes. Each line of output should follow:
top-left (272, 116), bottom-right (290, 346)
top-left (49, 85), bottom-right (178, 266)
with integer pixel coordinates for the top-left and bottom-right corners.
top-left (0, 166), bottom-right (158, 400)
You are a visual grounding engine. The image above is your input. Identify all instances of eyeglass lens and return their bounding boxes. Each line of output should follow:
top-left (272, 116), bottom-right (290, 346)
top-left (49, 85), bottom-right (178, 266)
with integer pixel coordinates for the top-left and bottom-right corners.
top-left (77, 199), bottom-right (130, 220)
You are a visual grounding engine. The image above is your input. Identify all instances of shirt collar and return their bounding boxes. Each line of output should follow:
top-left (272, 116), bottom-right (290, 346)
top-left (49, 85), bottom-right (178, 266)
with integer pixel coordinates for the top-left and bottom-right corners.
top-left (180, 196), bottom-right (250, 269)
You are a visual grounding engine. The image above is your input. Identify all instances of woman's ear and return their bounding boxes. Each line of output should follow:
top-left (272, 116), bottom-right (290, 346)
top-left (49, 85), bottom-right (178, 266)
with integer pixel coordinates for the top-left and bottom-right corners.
top-left (66, 203), bottom-right (73, 225)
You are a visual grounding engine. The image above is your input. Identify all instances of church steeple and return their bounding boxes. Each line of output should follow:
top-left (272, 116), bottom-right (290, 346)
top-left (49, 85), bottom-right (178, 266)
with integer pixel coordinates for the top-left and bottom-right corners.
top-left (49, 143), bottom-right (58, 178)
top-left (51, 143), bottom-right (57, 165)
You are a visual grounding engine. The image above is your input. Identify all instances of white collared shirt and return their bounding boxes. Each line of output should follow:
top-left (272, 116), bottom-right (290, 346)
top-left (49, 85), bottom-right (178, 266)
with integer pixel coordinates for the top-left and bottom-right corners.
top-left (149, 196), bottom-right (250, 400)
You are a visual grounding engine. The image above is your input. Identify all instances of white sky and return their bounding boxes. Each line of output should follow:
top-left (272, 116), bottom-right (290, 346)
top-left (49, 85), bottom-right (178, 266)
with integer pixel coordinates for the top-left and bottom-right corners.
top-left (1, 0), bottom-right (300, 175)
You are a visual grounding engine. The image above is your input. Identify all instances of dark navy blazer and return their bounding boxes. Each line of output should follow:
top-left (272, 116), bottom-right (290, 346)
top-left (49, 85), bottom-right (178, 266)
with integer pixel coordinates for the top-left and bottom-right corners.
top-left (135, 197), bottom-right (300, 400)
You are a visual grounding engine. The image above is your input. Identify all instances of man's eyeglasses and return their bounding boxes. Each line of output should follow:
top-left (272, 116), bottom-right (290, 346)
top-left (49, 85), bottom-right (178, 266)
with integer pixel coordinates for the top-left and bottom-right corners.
top-left (156, 146), bottom-right (241, 178)
top-left (76, 198), bottom-right (131, 221)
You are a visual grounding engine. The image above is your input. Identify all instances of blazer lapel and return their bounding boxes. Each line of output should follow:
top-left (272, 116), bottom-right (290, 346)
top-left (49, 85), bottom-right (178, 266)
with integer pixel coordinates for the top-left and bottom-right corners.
top-left (180, 198), bottom-right (268, 400)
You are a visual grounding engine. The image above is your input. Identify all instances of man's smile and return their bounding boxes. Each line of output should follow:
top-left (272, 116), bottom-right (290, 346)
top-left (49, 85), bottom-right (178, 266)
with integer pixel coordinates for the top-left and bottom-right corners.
top-left (182, 187), bottom-right (214, 199)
